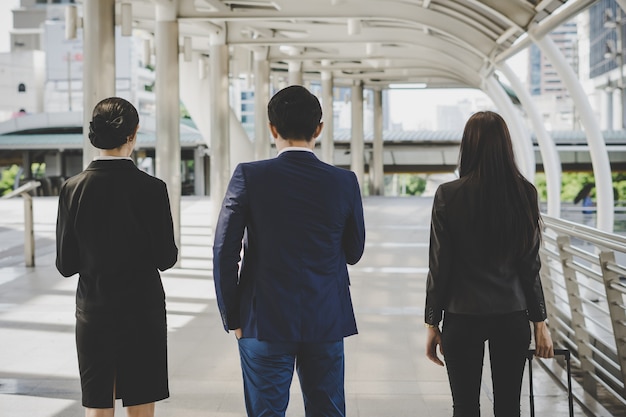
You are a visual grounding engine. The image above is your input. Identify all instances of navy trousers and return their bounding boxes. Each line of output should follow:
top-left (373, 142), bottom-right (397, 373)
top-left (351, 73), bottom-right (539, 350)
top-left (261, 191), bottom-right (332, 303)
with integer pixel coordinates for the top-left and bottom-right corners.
top-left (237, 338), bottom-right (345, 417)
top-left (441, 311), bottom-right (531, 417)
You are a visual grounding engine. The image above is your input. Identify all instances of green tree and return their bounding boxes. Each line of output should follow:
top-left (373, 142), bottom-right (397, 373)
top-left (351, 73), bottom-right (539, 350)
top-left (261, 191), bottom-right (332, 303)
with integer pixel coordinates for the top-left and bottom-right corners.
top-left (405, 174), bottom-right (427, 196)
top-left (0, 165), bottom-right (22, 196)
top-left (534, 171), bottom-right (626, 203)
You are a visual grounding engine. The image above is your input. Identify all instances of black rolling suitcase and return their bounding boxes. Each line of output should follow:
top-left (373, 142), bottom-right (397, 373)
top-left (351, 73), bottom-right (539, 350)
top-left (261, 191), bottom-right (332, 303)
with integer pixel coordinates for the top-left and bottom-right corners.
top-left (526, 348), bottom-right (574, 416)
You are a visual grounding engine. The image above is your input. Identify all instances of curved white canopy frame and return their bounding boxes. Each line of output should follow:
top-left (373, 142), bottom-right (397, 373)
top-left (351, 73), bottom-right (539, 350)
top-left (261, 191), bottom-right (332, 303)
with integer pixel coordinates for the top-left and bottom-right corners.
top-left (536, 36), bottom-right (614, 232)
top-left (116, 0), bottom-right (607, 230)
top-left (483, 76), bottom-right (535, 182)
top-left (499, 63), bottom-right (562, 217)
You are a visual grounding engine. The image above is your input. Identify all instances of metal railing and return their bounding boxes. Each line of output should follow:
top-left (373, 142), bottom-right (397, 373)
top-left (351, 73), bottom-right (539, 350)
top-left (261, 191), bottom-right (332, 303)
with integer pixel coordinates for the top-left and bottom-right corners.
top-left (1, 181), bottom-right (41, 267)
top-left (540, 215), bottom-right (626, 413)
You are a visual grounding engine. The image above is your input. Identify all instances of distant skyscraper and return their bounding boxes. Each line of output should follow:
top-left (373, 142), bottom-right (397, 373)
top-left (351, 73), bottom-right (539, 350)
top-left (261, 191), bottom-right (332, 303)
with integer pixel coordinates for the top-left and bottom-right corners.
top-left (587, 0), bottom-right (626, 129)
top-left (527, 20), bottom-right (579, 130)
top-left (588, 0), bottom-right (624, 79)
top-left (529, 21), bottom-right (578, 99)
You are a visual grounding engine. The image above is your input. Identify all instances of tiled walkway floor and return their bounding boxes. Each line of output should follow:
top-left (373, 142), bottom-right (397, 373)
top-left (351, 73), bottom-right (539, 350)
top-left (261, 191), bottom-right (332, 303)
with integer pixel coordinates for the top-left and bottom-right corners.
top-left (0, 196), bottom-right (587, 416)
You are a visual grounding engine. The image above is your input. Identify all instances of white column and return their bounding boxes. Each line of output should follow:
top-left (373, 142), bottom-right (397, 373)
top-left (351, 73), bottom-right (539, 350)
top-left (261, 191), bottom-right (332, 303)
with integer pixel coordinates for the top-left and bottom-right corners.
top-left (484, 76), bottom-right (535, 181)
top-left (209, 31), bottom-right (231, 229)
top-left (321, 70), bottom-right (334, 164)
top-left (154, 1), bottom-right (181, 254)
top-left (254, 48), bottom-right (271, 160)
top-left (537, 36), bottom-right (614, 232)
top-left (230, 109), bottom-right (254, 167)
top-left (288, 61), bottom-right (303, 86)
top-left (82, 0), bottom-right (115, 168)
top-left (194, 146), bottom-right (206, 196)
top-left (499, 63), bottom-right (561, 217)
top-left (351, 81), bottom-right (364, 189)
top-left (180, 52), bottom-right (211, 164)
top-left (371, 88), bottom-right (384, 196)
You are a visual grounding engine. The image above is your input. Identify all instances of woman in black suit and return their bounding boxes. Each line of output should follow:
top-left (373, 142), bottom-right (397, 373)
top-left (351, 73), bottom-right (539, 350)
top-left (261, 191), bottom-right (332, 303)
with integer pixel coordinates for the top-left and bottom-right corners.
top-left (424, 111), bottom-right (553, 416)
top-left (56, 97), bottom-right (178, 417)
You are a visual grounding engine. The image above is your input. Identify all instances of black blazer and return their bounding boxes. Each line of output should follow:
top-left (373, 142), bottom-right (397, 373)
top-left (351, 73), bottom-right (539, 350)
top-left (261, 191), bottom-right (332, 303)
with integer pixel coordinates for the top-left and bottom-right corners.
top-left (425, 177), bottom-right (547, 326)
top-left (56, 159), bottom-right (178, 313)
top-left (213, 150), bottom-right (366, 342)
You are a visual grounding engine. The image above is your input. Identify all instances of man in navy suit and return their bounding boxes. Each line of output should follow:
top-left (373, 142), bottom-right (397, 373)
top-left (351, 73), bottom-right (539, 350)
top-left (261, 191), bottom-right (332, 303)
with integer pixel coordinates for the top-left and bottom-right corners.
top-left (213, 85), bottom-right (366, 417)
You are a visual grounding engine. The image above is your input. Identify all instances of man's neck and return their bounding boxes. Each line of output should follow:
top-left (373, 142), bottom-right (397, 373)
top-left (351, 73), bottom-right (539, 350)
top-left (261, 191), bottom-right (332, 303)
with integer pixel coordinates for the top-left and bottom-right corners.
top-left (275, 138), bottom-right (314, 152)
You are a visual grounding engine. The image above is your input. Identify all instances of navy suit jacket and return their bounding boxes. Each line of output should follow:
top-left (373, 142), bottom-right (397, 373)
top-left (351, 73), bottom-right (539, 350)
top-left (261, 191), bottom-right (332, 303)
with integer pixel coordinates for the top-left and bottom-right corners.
top-left (213, 150), bottom-right (365, 342)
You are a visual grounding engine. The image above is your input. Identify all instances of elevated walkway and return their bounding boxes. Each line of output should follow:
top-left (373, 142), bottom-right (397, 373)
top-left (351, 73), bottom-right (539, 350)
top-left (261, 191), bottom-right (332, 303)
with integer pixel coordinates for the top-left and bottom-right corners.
top-left (0, 196), bottom-right (605, 416)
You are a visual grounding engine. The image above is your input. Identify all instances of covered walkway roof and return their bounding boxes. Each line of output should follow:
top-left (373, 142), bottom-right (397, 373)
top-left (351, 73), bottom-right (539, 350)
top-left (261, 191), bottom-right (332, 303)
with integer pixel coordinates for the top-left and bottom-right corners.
top-left (128, 0), bottom-right (591, 88)
top-left (65, 1), bottom-right (620, 228)
top-left (112, 0), bottom-right (616, 230)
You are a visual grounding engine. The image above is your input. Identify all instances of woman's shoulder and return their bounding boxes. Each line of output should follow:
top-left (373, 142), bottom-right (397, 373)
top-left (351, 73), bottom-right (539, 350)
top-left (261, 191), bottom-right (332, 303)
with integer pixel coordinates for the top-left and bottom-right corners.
top-left (437, 176), bottom-right (470, 194)
top-left (127, 168), bottom-right (169, 196)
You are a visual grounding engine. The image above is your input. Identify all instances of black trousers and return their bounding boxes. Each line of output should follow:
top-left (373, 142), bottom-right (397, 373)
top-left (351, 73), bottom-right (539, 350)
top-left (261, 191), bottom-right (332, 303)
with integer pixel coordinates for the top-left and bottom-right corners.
top-left (441, 311), bottom-right (531, 417)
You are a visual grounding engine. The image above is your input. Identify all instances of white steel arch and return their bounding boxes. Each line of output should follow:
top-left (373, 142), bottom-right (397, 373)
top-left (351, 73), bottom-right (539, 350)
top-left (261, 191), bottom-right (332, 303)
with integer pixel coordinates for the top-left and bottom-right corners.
top-left (498, 63), bottom-right (562, 218)
top-left (483, 75), bottom-right (535, 181)
top-left (536, 36), bottom-right (614, 232)
top-left (84, 0), bottom-right (609, 234)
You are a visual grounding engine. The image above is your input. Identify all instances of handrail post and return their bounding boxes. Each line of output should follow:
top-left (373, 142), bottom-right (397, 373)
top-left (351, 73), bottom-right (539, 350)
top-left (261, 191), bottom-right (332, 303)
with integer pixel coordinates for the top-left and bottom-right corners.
top-left (2, 181), bottom-right (41, 267)
top-left (556, 235), bottom-right (598, 396)
top-left (539, 246), bottom-right (561, 345)
top-left (23, 192), bottom-right (35, 267)
top-left (598, 250), bottom-right (626, 395)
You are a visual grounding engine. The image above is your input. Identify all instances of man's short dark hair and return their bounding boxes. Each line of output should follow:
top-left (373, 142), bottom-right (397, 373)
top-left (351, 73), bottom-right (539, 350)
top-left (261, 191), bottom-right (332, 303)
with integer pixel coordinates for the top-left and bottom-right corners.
top-left (267, 85), bottom-right (322, 141)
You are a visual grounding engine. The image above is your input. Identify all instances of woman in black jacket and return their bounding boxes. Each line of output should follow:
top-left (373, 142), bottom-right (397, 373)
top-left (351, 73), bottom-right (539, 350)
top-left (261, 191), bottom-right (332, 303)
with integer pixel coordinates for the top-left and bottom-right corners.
top-left (424, 111), bottom-right (553, 416)
top-left (56, 97), bottom-right (178, 417)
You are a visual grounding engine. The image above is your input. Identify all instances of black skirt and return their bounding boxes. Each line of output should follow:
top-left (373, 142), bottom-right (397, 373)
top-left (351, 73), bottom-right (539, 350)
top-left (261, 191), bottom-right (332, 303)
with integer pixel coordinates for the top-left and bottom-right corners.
top-left (75, 307), bottom-right (169, 408)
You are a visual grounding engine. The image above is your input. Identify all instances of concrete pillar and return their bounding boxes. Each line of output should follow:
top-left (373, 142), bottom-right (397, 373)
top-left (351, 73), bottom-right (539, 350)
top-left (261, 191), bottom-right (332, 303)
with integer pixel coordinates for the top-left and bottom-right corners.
top-left (254, 48), bottom-right (271, 160)
top-left (288, 61), bottom-right (303, 86)
top-left (22, 151), bottom-right (32, 179)
top-left (33, 51), bottom-right (45, 113)
top-left (537, 36), bottom-right (614, 232)
top-left (321, 70), bottom-right (334, 164)
top-left (351, 81), bottom-right (364, 189)
top-left (484, 76), bottom-right (535, 181)
top-left (209, 31), bottom-right (231, 229)
top-left (230, 109), bottom-right (254, 166)
top-left (371, 88), bottom-right (384, 196)
top-left (82, 0), bottom-right (115, 168)
top-left (499, 63), bottom-right (561, 217)
top-left (194, 146), bottom-right (206, 196)
top-left (154, 2), bottom-right (181, 255)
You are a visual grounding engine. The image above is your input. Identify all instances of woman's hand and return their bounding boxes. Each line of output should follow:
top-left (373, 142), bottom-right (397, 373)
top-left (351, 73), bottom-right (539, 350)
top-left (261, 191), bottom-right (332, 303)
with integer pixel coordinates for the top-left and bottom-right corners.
top-left (425, 326), bottom-right (445, 366)
top-left (533, 321), bottom-right (554, 358)
top-left (234, 328), bottom-right (243, 340)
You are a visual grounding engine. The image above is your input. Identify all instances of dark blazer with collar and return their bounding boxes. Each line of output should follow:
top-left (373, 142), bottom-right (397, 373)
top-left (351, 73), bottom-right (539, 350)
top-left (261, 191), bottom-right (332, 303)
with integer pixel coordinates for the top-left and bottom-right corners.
top-left (424, 177), bottom-right (547, 326)
top-left (56, 159), bottom-right (178, 313)
top-left (213, 150), bottom-right (366, 342)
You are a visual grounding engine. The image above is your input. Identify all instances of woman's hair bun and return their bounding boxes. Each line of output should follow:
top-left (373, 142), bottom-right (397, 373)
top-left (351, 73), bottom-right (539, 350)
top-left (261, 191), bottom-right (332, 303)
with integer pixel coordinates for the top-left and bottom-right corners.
top-left (88, 97), bottom-right (139, 150)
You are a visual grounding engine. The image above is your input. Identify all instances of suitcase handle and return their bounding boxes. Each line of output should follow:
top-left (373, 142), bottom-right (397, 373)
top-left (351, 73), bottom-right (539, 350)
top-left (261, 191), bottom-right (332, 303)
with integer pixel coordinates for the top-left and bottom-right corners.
top-left (527, 348), bottom-right (570, 360)
top-left (526, 348), bottom-right (574, 417)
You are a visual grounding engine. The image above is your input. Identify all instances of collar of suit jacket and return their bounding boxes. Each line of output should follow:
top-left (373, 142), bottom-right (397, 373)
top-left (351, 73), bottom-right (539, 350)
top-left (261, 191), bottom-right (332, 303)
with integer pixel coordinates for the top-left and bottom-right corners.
top-left (277, 147), bottom-right (315, 157)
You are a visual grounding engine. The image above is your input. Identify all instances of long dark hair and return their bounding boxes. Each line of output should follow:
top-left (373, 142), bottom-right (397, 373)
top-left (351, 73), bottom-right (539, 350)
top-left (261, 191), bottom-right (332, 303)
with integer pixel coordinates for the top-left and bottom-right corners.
top-left (458, 111), bottom-right (540, 260)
